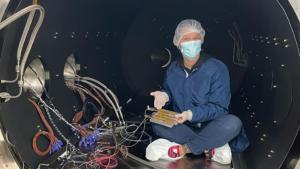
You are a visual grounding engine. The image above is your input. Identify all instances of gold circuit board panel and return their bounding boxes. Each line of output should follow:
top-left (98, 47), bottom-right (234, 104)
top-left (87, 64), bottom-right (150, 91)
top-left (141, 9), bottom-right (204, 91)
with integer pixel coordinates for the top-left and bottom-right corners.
top-left (150, 109), bottom-right (177, 128)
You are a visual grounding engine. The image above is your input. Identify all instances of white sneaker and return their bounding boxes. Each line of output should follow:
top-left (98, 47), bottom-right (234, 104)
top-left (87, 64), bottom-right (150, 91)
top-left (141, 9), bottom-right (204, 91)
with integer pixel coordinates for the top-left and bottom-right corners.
top-left (205, 143), bottom-right (232, 165)
top-left (145, 138), bottom-right (184, 161)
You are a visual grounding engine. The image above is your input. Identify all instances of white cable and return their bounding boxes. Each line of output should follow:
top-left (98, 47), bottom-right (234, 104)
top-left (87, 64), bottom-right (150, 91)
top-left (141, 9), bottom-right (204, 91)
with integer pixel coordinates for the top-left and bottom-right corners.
top-left (78, 76), bottom-right (125, 125)
top-left (5, 131), bottom-right (15, 147)
top-left (44, 104), bottom-right (74, 148)
top-left (68, 83), bottom-right (110, 127)
top-left (66, 76), bottom-right (125, 126)
top-left (39, 98), bottom-right (79, 132)
top-left (83, 78), bottom-right (125, 125)
top-left (19, 7), bottom-right (44, 82)
top-left (1, 11), bottom-right (35, 83)
top-left (0, 5), bottom-right (45, 99)
top-left (78, 79), bottom-right (123, 125)
top-left (79, 76), bottom-right (120, 104)
top-left (74, 75), bottom-right (124, 125)
top-left (118, 117), bottom-right (148, 147)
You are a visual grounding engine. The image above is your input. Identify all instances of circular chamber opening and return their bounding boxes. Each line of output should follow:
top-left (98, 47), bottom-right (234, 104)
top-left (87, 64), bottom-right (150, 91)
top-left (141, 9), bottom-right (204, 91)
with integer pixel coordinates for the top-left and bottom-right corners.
top-left (150, 48), bottom-right (172, 68)
top-left (23, 57), bottom-right (49, 99)
top-left (63, 53), bottom-right (80, 88)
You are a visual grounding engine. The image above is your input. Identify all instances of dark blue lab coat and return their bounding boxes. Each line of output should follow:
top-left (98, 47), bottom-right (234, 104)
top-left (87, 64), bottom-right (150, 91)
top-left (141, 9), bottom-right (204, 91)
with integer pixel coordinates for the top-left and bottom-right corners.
top-left (162, 53), bottom-right (249, 152)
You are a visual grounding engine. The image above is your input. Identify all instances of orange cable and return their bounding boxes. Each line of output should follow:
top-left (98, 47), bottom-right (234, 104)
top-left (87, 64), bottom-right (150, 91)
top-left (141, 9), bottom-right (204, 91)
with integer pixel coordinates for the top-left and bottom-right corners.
top-left (28, 98), bottom-right (57, 156)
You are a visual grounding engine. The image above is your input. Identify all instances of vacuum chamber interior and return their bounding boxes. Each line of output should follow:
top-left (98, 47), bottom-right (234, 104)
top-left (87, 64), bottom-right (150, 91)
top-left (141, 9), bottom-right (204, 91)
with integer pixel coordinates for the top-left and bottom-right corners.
top-left (0, 0), bottom-right (299, 168)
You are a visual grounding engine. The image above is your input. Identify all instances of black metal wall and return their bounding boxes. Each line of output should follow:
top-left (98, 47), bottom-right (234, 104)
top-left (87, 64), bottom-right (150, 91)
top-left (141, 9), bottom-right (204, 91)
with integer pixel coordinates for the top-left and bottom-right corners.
top-left (0, 0), bottom-right (299, 168)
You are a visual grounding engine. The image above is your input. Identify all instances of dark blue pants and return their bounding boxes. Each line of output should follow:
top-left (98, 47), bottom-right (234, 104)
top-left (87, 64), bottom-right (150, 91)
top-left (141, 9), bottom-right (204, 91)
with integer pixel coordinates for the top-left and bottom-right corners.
top-left (151, 114), bottom-right (242, 155)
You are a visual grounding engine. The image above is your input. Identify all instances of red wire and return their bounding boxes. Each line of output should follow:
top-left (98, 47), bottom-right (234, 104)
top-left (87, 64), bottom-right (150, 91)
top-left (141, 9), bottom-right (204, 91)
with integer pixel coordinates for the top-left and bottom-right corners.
top-left (28, 98), bottom-right (57, 156)
top-left (86, 146), bottom-right (120, 169)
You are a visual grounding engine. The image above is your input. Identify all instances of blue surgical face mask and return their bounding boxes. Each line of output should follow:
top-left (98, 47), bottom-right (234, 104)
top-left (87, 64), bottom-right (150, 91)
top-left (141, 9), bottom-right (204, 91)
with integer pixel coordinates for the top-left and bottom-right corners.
top-left (180, 40), bottom-right (202, 60)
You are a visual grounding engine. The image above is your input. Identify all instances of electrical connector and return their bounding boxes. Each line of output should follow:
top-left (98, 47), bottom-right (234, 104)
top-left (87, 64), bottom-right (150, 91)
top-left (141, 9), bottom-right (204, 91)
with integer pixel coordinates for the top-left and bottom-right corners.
top-left (79, 129), bottom-right (100, 148)
top-left (50, 139), bottom-right (63, 155)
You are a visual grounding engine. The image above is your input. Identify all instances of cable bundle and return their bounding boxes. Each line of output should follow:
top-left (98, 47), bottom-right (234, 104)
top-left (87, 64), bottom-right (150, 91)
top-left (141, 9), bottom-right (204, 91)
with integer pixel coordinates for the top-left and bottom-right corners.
top-left (25, 65), bottom-right (152, 168)
top-left (67, 75), bottom-right (125, 126)
top-left (86, 146), bottom-right (121, 169)
top-left (0, 5), bottom-right (45, 99)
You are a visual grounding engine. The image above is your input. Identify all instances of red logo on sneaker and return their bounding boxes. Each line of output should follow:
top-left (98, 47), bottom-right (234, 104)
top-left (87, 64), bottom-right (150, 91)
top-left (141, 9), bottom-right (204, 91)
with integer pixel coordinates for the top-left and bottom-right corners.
top-left (168, 145), bottom-right (181, 158)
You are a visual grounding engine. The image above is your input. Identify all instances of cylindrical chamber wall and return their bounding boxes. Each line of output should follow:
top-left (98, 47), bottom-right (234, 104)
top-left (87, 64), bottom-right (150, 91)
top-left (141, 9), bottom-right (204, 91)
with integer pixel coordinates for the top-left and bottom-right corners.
top-left (0, 0), bottom-right (299, 168)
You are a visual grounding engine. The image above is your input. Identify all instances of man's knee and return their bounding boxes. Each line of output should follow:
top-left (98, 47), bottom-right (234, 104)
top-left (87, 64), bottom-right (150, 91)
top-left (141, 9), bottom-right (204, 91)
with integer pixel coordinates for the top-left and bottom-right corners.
top-left (151, 123), bottom-right (195, 144)
top-left (151, 123), bottom-right (174, 138)
top-left (220, 114), bottom-right (242, 136)
top-left (151, 123), bottom-right (164, 136)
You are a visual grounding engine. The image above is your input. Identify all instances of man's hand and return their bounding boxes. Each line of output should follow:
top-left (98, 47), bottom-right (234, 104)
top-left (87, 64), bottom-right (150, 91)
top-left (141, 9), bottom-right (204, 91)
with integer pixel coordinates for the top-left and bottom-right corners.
top-left (175, 110), bottom-right (193, 124)
top-left (150, 91), bottom-right (169, 109)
